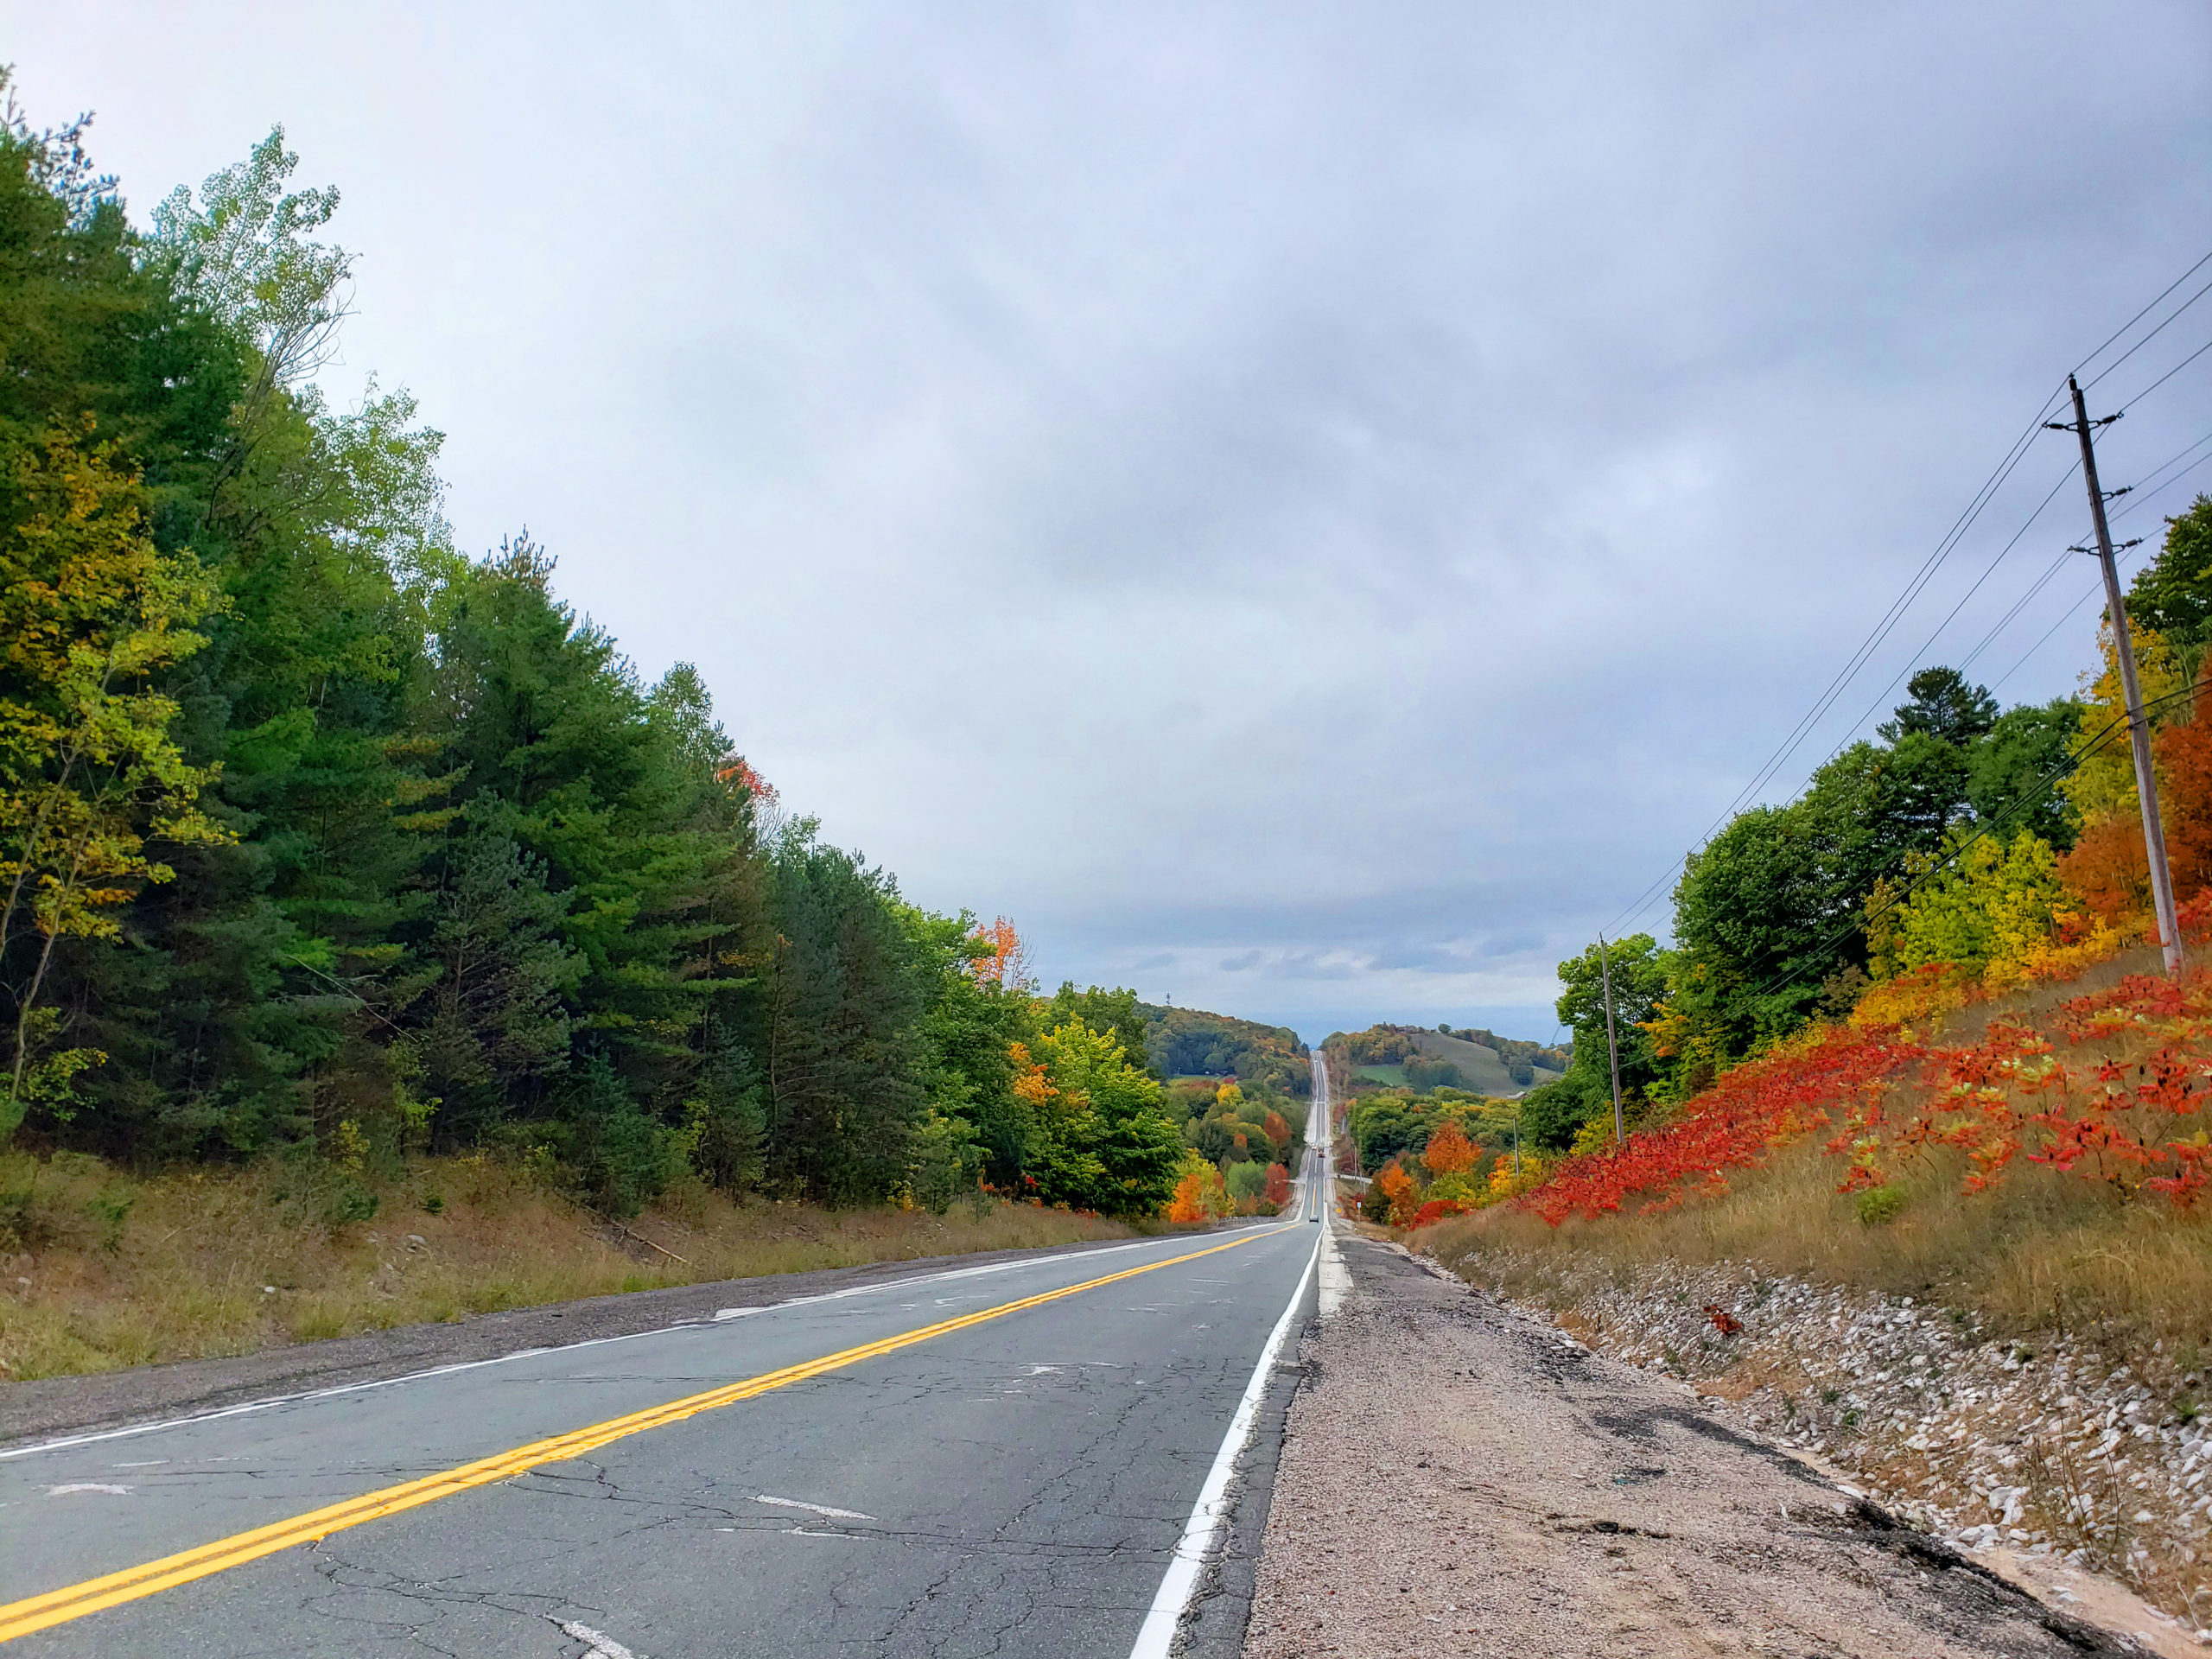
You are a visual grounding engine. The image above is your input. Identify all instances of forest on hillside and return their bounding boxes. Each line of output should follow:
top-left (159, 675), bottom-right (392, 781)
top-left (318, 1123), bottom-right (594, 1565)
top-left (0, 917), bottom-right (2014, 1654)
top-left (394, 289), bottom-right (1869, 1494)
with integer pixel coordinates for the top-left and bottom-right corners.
top-left (0, 83), bottom-right (1206, 1221)
top-left (1140, 1004), bottom-right (1309, 1095)
top-left (1522, 489), bottom-right (2212, 1154)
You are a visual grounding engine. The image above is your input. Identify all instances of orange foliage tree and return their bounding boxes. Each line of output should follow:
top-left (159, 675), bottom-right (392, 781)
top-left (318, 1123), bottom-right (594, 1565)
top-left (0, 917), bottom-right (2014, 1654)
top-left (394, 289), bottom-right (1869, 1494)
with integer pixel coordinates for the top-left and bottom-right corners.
top-left (1376, 1162), bottom-right (1421, 1225)
top-left (712, 750), bottom-right (779, 813)
top-left (2056, 811), bottom-right (2152, 924)
top-left (969, 916), bottom-right (1031, 988)
top-left (2152, 658), bottom-right (2212, 900)
top-left (1264, 1162), bottom-right (1292, 1208)
top-left (1166, 1156), bottom-right (1229, 1223)
top-left (1422, 1122), bottom-right (1479, 1176)
top-left (2057, 654), bottom-right (2212, 926)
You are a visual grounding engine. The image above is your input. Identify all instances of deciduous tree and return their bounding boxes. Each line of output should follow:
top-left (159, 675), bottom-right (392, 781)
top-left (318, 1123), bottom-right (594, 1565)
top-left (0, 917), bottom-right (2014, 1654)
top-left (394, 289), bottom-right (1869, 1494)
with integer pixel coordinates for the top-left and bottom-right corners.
top-left (1, 425), bottom-right (224, 1134)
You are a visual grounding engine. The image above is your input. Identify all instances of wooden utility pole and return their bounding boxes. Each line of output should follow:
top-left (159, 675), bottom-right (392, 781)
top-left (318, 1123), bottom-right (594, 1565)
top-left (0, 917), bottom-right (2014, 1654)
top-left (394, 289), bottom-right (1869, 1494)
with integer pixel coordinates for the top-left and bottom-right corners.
top-left (1599, 934), bottom-right (1626, 1143)
top-left (2052, 376), bottom-right (2184, 976)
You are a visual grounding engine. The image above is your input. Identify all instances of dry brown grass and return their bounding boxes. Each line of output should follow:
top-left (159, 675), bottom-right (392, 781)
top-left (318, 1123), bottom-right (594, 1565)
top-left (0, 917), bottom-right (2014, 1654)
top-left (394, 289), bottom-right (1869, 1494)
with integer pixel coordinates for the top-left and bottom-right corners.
top-left (1434, 1135), bottom-right (2212, 1356)
top-left (0, 1150), bottom-right (1135, 1382)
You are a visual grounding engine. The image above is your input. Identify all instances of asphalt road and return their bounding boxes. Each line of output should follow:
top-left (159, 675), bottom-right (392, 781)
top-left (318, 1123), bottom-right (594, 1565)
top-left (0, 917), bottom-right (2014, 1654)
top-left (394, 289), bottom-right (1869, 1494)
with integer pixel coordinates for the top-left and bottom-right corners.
top-left (0, 1145), bottom-right (1328, 1657)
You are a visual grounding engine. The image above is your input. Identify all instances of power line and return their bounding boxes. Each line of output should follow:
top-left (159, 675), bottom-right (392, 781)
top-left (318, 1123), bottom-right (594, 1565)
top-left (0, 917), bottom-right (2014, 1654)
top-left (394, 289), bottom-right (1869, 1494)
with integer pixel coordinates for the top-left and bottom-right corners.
top-left (1720, 403), bottom-right (2064, 808)
top-left (2126, 447), bottom-right (2212, 510)
top-left (1607, 423), bottom-right (2076, 938)
top-left (1747, 684), bottom-right (2198, 1005)
top-left (1956, 548), bottom-right (2072, 675)
top-left (1957, 437), bottom-right (2212, 680)
top-left (1983, 512), bottom-right (2163, 699)
top-left (1601, 247), bottom-right (2212, 943)
top-left (2116, 330), bottom-right (2212, 416)
top-left (1819, 389), bottom-right (2212, 771)
top-left (1813, 461), bottom-right (2079, 762)
top-left (1974, 446), bottom-right (2212, 696)
top-left (2070, 245), bottom-right (2212, 378)
top-left (1601, 385), bottom-right (2069, 938)
top-left (2082, 270), bottom-right (2212, 390)
top-left (2112, 427), bottom-right (2212, 510)
top-left (1986, 577), bottom-right (2102, 696)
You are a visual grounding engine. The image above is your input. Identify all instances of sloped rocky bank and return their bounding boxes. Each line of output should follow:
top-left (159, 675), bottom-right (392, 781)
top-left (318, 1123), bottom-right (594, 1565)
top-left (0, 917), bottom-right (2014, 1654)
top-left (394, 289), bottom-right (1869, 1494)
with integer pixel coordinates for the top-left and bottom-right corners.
top-left (1433, 1243), bottom-right (2211, 1641)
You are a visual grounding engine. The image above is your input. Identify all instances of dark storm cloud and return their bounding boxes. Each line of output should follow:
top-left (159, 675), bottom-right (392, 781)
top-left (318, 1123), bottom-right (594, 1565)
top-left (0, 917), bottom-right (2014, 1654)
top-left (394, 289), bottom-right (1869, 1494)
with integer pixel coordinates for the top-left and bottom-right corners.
top-left (18, 3), bottom-right (2212, 1042)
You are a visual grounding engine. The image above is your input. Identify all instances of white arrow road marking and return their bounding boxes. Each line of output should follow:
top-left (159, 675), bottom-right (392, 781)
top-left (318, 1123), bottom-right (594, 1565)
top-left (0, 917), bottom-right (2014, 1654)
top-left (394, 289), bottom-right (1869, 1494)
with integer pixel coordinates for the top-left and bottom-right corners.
top-left (753, 1493), bottom-right (876, 1522)
top-left (550, 1617), bottom-right (643, 1658)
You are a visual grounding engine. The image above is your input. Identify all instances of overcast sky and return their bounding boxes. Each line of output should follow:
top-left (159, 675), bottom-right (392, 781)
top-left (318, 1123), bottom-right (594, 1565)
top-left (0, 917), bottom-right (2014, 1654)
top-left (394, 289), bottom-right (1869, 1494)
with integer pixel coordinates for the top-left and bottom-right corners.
top-left (14, 5), bottom-right (2212, 1042)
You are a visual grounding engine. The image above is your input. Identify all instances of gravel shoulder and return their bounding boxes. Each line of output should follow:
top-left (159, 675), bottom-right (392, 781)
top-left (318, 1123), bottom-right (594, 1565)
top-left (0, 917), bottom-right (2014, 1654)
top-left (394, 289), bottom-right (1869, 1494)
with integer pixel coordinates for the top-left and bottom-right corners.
top-left (0, 1232), bottom-right (1165, 1448)
top-left (1245, 1232), bottom-right (2139, 1658)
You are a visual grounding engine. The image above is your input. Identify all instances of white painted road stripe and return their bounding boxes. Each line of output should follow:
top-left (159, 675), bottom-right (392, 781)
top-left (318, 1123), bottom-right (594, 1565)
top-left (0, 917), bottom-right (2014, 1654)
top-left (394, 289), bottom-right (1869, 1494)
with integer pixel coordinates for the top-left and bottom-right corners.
top-left (709, 1238), bottom-right (1165, 1320)
top-left (1127, 1230), bottom-right (1319, 1659)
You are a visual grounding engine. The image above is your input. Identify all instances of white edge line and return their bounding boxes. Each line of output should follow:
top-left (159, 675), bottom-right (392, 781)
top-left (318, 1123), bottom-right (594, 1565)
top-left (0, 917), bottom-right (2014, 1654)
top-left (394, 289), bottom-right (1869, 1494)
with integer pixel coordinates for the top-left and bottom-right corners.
top-left (0, 1235), bottom-right (1203, 1463)
top-left (1128, 1230), bottom-right (1319, 1659)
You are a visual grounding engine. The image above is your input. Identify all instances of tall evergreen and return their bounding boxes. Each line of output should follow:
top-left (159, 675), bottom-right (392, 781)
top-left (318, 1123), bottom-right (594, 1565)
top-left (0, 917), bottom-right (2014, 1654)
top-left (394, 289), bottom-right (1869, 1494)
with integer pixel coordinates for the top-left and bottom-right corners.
top-left (0, 79), bottom-right (1182, 1221)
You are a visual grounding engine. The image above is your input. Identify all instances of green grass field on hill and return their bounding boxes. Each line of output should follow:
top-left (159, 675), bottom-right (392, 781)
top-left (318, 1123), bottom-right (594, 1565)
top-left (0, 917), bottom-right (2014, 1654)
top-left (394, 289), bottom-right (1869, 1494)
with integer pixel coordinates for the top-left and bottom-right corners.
top-left (1401, 1029), bottom-right (1564, 1096)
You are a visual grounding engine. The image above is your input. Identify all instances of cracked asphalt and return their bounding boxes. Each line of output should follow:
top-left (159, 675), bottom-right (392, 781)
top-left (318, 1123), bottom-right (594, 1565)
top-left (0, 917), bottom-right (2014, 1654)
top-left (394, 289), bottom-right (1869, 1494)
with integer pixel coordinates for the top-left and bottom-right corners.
top-left (0, 1201), bottom-right (1325, 1657)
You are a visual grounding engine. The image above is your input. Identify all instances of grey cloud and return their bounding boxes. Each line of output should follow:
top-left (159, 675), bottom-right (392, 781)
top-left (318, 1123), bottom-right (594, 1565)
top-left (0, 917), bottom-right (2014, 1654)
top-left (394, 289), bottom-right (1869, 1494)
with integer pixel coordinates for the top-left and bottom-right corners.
top-left (19, 3), bottom-right (2208, 1042)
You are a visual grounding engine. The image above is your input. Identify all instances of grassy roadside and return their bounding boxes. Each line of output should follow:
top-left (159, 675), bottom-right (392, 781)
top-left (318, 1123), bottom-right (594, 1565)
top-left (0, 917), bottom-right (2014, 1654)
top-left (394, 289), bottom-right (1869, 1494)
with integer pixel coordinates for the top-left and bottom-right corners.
top-left (0, 1150), bottom-right (1136, 1382)
top-left (1389, 952), bottom-right (2212, 1624)
top-left (1433, 1138), bottom-right (2212, 1356)
top-left (1421, 941), bottom-right (2212, 1354)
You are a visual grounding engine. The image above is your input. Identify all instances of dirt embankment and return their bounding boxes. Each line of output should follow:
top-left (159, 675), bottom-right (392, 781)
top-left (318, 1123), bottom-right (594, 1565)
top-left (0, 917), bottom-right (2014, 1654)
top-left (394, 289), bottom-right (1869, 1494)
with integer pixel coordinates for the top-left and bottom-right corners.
top-left (1245, 1231), bottom-right (2190, 1658)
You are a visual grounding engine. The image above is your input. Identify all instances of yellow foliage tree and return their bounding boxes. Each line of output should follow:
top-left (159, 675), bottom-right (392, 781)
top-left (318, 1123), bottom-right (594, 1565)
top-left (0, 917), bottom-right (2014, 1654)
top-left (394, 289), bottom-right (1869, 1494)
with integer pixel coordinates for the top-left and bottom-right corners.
top-left (1486, 1151), bottom-right (1547, 1201)
top-left (2062, 621), bottom-right (2185, 830)
top-left (1, 425), bottom-right (226, 1135)
top-left (1426, 1166), bottom-right (1489, 1206)
top-left (1880, 831), bottom-right (2071, 991)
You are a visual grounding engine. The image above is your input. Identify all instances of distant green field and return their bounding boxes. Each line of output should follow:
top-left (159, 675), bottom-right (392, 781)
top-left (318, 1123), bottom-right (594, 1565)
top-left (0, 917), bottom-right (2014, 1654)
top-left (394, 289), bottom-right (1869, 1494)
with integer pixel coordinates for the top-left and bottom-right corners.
top-left (1357, 1030), bottom-right (1563, 1096)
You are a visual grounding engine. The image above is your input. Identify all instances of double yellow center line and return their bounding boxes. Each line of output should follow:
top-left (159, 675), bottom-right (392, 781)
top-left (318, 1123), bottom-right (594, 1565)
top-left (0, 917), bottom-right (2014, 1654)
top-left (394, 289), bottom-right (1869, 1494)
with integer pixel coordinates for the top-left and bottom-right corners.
top-left (0, 1229), bottom-right (1280, 1644)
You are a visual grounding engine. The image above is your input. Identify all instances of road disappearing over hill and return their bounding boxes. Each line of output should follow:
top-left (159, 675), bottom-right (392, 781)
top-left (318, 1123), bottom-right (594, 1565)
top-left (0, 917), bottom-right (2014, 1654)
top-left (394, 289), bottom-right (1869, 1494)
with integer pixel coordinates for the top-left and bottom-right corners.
top-left (0, 1132), bottom-right (1329, 1657)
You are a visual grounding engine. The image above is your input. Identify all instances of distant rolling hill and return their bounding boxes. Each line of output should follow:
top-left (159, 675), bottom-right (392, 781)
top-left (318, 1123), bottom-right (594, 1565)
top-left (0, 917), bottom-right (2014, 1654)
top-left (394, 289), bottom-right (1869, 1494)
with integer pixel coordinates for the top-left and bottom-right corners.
top-left (1331, 1024), bottom-right (1567, 1097)
top-left (1136, 1001), bottom-right (1311, 1096)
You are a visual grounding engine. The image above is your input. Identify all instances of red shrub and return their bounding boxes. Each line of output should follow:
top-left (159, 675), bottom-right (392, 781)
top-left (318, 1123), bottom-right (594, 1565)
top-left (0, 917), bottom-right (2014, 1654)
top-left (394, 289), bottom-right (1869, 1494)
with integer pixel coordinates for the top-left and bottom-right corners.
top-left (1519, 973), bottom-right (2212, 1224)
top-left (1522, 1027), bottom-right (1923, 1224)
top-left (1408, 1198), bottom-right (1471, 1229)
